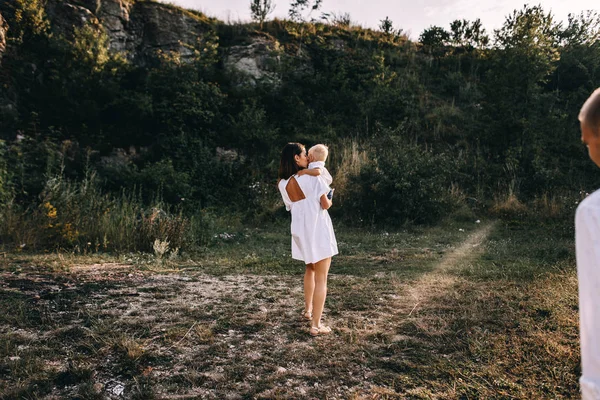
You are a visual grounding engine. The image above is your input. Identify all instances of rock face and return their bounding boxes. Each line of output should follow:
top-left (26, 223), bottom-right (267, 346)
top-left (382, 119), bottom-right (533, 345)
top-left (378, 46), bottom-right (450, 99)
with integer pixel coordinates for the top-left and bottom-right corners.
top-left (45, 1), bottom-right (100, 33)
top-left (97, 0), bottom-right (131, 53)
top-left (5, 0), bottom-right (307, 75)
top-left (126, 2), bottom-right (212, 64)
top-left (224, 37), bottom-right (282, 86)
top-left (45, 0), bottom-right (213, 65)
top-left (0, 12), bottom-right (7, 63)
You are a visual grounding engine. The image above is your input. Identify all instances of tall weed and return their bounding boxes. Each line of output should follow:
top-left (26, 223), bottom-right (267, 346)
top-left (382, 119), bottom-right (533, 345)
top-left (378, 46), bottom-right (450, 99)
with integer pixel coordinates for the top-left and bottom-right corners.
top-left (0, 171), bottom-right (191, 252)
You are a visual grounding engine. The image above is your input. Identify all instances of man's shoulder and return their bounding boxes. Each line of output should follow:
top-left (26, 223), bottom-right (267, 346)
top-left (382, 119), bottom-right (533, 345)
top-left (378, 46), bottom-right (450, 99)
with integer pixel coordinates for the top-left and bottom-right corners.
top-left (577, 189), bottom-right (600, 217)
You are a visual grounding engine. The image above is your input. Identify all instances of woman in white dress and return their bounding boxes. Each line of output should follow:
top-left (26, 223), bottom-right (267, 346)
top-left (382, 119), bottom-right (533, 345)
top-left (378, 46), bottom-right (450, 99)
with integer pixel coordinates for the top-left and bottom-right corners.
top-left (277, 143), bottom-right (338, 336)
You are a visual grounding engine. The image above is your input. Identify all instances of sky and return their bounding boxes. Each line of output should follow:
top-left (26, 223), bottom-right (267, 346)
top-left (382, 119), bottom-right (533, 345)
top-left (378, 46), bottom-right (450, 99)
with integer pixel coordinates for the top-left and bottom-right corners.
top-left (158, 0), bottom-right (598, 39)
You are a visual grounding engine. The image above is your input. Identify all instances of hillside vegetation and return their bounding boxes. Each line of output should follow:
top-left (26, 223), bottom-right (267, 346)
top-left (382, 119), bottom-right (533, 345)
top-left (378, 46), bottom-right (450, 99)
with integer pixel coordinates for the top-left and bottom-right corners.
top-left (0, 1), bottom-right (599, 251)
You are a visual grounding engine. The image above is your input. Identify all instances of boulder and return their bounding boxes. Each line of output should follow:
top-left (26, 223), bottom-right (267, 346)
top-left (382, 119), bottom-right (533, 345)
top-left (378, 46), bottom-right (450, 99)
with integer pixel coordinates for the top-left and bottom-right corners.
top-left (224, 36), bottom-right (282, 86)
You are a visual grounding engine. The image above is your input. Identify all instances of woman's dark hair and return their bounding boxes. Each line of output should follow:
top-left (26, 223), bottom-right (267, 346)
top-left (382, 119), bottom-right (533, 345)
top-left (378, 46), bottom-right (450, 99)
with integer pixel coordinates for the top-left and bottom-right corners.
top-left (278, 142), bottom-right (305, 180)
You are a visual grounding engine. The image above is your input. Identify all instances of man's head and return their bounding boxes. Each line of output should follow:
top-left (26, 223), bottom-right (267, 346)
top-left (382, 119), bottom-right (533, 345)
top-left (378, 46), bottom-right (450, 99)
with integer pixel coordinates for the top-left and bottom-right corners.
top-left (580, 88), bottom-right (600, 167)
top-left (308, 144), bottom-right (329, 163)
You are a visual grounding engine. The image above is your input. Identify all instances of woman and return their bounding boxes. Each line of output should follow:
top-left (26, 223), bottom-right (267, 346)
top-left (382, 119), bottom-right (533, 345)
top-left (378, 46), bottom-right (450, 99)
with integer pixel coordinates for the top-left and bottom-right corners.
top-left (278, 142), bottom-right (338, 336)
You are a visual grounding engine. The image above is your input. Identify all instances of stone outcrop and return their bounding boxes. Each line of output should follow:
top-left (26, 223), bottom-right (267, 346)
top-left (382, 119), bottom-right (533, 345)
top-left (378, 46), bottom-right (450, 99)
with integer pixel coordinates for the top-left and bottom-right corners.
top-left (126, 2), bottom-right (212, 64)
top-left (45, 0), bottom-right (213, 66)
top-left (0, 11), bottom-right (7, 63)
top-left (45, 1), bottom-right (99, 33)
top-left (97, 0), bottom-right (131, 53)
top-left (224, 36), bottom-right (282, 86)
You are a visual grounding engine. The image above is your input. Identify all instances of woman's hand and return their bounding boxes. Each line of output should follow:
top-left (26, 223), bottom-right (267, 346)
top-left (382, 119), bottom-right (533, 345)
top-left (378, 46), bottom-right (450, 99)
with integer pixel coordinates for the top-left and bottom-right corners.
top-left (320, 194), bottom-right (332, 210)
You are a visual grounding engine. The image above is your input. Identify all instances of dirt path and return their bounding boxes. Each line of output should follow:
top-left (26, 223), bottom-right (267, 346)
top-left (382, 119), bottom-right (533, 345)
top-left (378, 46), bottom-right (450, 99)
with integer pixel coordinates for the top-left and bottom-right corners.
top-left (404, 222), bottom-right (495, 314)
top-left (332, 222), bottom-right (496, 342)
top-left (436, 223), bottom-right (494, 272)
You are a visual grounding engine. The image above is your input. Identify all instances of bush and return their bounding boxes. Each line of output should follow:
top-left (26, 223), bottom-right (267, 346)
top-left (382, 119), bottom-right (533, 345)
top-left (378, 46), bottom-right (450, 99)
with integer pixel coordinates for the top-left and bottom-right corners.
top-left (343, 138), bottom-right (461, 225)
top-left (0, 171), bottom-right (191, 252)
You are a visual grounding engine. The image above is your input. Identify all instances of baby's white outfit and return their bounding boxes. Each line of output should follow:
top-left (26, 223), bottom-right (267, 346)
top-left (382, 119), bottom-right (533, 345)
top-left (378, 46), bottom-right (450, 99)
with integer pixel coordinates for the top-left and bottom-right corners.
top-left (308, 161), bottom-right (332, 186)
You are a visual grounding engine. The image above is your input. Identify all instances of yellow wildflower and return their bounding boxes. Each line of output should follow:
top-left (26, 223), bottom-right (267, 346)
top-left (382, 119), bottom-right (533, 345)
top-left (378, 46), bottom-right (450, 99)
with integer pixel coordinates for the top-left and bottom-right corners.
top-left (44, 202), bottom-right (57, 219)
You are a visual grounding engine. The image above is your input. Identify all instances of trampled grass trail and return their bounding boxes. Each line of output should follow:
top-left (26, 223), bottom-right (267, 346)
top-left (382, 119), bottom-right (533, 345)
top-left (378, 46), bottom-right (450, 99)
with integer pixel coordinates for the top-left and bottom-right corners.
top-left (402, 222), bottom-right (495, 318)
top-left (332, 222), bottom-right (495, 334)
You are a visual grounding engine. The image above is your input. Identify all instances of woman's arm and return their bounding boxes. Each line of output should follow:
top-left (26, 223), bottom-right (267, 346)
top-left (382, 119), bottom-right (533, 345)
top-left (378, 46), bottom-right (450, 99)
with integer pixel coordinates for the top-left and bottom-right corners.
top-left (320, 194), bottom-right (332, 210)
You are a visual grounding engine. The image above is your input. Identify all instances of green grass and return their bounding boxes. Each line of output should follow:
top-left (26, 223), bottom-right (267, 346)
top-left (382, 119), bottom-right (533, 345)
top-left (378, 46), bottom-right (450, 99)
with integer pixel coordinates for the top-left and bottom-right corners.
top-left (0, 218), bottom-right (580, 399)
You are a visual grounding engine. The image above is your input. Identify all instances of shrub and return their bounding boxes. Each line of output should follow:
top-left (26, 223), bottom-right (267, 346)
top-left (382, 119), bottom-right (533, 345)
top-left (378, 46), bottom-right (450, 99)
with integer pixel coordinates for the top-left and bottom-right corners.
top-left (343, 137), bottom-right (461, 225)
top-left (0, 171), bottom-right (191, 252)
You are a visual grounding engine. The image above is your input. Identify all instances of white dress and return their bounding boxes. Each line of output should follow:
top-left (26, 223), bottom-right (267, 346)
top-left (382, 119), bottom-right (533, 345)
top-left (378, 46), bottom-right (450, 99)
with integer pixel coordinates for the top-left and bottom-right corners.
top-left (278, 174), bottom-right (338, 264)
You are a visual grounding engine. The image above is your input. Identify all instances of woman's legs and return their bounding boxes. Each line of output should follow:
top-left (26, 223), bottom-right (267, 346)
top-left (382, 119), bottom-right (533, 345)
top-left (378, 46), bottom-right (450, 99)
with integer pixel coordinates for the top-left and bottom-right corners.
top-left (311, 257), bottom-right (331, 329)
top-left (304, 263), bottom-right (315, 316)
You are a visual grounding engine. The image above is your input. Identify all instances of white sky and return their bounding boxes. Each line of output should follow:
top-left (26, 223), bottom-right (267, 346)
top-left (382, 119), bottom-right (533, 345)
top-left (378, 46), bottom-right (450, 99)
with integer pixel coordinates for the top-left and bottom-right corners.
top-left (159, 0), bottom-right (598, 39)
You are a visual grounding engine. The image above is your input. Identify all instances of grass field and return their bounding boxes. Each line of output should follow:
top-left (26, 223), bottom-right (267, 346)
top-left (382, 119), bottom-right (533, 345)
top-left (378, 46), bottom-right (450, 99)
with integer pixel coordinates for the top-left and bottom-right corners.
top-left (0, 218), bottom-right (579, 399)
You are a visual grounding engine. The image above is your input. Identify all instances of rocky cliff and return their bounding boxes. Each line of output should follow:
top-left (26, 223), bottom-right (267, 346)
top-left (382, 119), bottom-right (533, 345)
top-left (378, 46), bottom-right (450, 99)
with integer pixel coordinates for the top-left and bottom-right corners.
top-left (45, 0), bottom-right (214, 65)
top-left (0, 0), bottom-right (299, 87)
top-left (41, 0), bottom-right (284, 83)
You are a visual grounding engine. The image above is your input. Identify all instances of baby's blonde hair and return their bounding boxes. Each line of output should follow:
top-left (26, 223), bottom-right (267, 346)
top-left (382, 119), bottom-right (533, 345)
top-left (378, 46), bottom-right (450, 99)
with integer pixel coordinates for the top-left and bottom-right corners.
top-left (308, 144), bottom-right (329, 162)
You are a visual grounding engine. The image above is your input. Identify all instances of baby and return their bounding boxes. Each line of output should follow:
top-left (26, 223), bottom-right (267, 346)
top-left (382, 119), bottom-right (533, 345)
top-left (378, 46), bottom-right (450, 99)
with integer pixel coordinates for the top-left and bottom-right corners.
top-left (298, 144), bottom-right (334, 199)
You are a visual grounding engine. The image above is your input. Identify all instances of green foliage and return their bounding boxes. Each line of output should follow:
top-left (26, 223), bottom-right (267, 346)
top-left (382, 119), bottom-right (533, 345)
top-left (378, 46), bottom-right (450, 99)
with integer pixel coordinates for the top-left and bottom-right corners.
top-left (419, 26), bottom-right (450, 51)
top-left (4, 0), bottom-right (49, 44)
top-left (0, 170), bottom-right (191, 252)
top-left (560, 11), bottom-right (600, 46)
top-left (1, 1), bottom-right (600, 252)
top-left (344, 138), bottom-right (461, 225)
top-left (71, 25), bottom-right (111, 71)
top-left (449, 19), bottom-right (489, 48)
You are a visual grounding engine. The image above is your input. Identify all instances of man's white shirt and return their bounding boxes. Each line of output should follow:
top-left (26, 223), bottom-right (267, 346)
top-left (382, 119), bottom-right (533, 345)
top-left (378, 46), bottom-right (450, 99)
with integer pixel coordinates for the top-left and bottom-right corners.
top-left (576, 189), bottom-right (600, 399)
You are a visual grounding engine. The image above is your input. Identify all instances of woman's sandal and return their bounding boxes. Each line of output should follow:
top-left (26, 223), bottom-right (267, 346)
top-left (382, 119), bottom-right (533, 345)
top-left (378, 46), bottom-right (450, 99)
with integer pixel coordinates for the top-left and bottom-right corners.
top-left (310, 325), bottom-right (332, 336)
top-left (302, 310), bottom-right (312, 321)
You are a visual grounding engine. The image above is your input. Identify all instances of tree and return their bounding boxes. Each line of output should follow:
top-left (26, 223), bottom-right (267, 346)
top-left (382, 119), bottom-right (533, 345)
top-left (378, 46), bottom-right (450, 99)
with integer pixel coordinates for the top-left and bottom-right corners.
top-left (288, 0), bottom-right (323, 23)
top-left (450, 19), bottom-right (489, 48)
top-left (559, 11), bottom-right (600, 46)
top-left (479, 5), bottom-right (563, 193)
top-left (419, 26), bottom-right (449, 54)
top-left (250, 0), bottom-right (275, 30)
top-left (494, 5), bottom-right (559, 55)
top-left (379, 16), bottom-right (394, 35)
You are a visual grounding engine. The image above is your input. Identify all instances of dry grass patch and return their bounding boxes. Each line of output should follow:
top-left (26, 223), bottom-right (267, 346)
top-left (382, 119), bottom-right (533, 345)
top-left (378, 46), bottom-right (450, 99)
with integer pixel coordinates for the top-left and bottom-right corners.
top-left (0, 221), bottom-right (580, 399)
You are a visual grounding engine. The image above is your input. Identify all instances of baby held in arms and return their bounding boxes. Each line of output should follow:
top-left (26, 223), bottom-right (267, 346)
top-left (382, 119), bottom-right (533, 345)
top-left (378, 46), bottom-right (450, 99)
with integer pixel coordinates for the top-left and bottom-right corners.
top-left (297, 144), bottom-right (334, 199)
